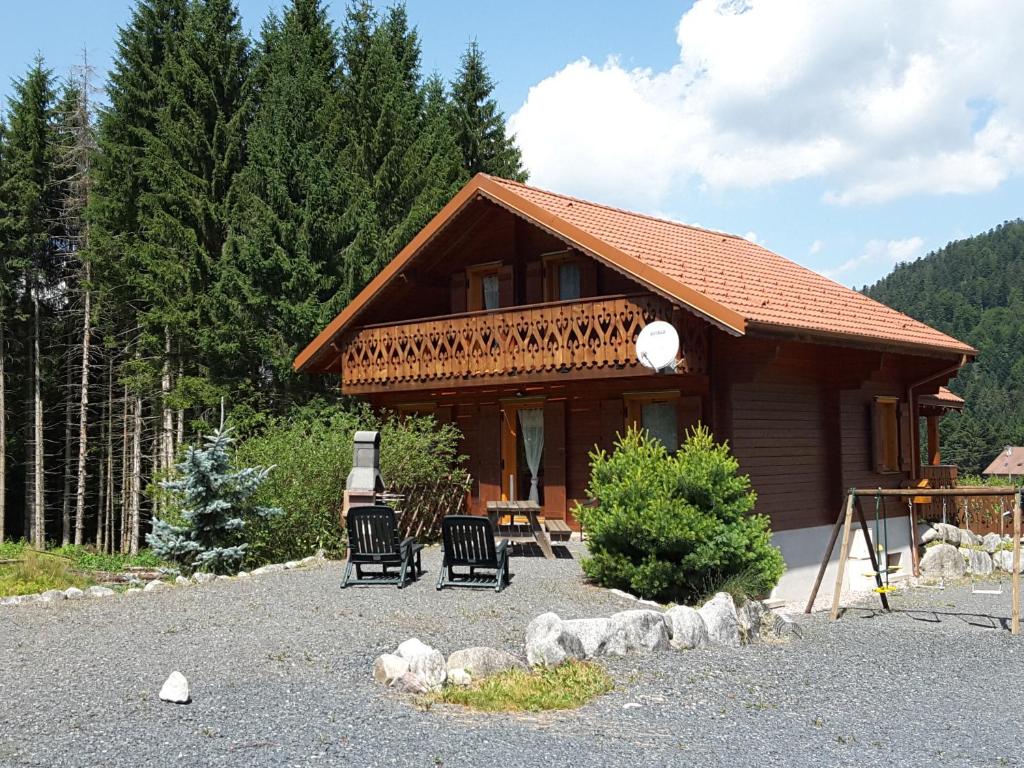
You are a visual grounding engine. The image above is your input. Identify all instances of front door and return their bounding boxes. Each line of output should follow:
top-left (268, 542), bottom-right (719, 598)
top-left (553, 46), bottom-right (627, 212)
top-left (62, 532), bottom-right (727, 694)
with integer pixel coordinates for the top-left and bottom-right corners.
top-left (500, 402), bottom-right (544, 504)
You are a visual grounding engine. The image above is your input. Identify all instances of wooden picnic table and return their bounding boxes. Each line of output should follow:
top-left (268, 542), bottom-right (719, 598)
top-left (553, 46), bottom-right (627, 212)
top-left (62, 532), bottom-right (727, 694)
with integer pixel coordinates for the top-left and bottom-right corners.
top-left (485, 500), bottom-right (555, 560)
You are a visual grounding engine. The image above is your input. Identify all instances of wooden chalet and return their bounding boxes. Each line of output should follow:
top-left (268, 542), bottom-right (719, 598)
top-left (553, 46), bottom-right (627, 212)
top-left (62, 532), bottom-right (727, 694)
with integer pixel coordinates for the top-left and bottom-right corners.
top-left (295, 174), bottom-right (976, 599)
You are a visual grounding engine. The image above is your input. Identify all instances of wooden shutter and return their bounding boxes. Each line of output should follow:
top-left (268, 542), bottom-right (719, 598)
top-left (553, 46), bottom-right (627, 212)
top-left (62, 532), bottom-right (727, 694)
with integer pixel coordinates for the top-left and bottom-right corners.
top-left (544, 400), bottom-right (567, 520)
top-left (579, 258), bottom-right (598, 298)
top-left (478, 403), bottom-right (501, 507)
top-left (898, 400), bottom-right (913, 472)
top-left (498, 265), bottom-right (514, 307)
top-left (525, 262), bottom-right (543, 304)
top-left (450, 272), bottom-right (467, 314)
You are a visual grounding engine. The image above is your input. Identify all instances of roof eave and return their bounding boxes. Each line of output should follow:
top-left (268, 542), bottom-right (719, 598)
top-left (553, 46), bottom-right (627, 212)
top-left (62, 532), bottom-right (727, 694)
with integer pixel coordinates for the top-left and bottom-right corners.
top-left (746, 320), bottom-right (978, 360)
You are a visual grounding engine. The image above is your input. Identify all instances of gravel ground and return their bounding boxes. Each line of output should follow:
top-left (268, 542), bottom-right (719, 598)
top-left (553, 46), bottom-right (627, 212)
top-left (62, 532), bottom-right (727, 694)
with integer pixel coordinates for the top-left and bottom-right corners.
top-left (2, 544), bottom-right (1023, 768)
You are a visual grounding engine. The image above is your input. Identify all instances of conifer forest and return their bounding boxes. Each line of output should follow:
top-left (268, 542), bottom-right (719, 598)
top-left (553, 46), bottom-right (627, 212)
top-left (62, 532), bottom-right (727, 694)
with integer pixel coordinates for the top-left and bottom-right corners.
top-left (0, 0), bottom-right (526, 552)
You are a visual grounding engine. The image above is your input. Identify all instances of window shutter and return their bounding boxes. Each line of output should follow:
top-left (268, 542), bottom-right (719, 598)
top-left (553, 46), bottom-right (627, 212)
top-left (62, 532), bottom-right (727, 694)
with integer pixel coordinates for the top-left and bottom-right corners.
top-left (898, 400), bottom-right (913, 471)
top-left (450, 272), bottom-right (467, 314)
top-left (525, 261), bottom-right (543, 304)
top-left (498, 265), bottom-right (514, 307)
top-left (871, 399), bottom-right (886, 474)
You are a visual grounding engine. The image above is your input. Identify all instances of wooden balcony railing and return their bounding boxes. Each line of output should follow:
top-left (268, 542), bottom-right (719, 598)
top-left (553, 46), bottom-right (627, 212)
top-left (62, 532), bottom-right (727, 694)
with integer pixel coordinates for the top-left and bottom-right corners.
top-left (920, 464), bottom-right (958, 488)
top-left (340, 293), bottom-right (708, 392)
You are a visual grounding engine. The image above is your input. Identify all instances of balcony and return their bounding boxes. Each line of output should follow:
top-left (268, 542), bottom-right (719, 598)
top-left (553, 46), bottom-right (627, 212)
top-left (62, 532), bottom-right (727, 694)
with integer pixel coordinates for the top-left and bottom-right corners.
top-left (339, 293), bottom-right (708, 393)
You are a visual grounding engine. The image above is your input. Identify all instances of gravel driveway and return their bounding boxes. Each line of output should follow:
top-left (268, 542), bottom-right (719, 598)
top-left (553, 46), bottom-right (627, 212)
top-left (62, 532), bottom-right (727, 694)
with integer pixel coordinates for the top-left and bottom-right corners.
top-left (1, 544), bottom-right (1022, 768)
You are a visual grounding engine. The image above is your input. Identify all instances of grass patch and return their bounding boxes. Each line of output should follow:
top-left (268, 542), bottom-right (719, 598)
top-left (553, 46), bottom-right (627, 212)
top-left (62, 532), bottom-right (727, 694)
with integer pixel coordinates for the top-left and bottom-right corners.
top-left (699, 566), bottom-right (767, 604)
top-left (49, 544), bottom-right (166, 572)
top-left (433, 661), bottom-right (613, 713)
top-left (0, 549), bottom-right (92, 597)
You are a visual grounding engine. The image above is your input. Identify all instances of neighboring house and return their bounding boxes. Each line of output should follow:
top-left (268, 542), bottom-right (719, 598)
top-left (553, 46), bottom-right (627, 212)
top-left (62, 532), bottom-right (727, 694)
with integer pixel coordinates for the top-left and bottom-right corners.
top-left (295, 174), bottom-right (976, 601)
top-left (983, 448), bottom-right (1024, 480)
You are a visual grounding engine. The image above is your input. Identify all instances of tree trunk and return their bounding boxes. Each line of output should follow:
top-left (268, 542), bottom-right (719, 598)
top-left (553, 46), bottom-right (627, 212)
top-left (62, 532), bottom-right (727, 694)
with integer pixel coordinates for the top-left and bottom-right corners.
top-left (32, 281), bottom-right (45, 549)
top-left (120, 384), bottom-right (129, 553)
top-left (97, 392), bottom-right (106, 553)
top-left (62, 327), bottom-right (75, 546)
top-left (0, 296), bottom-right (6, 544)
top-left (129, 393), bottom-right (142, 555)
top-left (162, 328), bottom-right (173, 473)
top-left (74, 270), bottom-right (92, 546)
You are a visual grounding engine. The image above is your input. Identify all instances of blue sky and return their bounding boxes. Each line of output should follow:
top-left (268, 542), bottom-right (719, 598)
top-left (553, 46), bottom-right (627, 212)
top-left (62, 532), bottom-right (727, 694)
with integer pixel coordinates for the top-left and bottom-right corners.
top-left (3, 0), bottom-right (1022, 289)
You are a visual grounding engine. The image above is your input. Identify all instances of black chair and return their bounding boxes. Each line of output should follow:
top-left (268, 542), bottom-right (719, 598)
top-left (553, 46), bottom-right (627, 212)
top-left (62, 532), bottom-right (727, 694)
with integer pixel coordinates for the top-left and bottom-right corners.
top-left (436, 515), bottom-right (510, 592)
top-left (341, 505), bottom-right (423, 588)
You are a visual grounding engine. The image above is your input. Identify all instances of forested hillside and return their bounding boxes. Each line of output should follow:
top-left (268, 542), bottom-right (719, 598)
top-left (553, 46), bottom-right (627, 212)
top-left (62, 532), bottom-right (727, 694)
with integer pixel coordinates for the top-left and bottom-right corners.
top-left (865, 220), bottom-right (1024, 474)
top-left (0, 0), bottom-right (525, 550)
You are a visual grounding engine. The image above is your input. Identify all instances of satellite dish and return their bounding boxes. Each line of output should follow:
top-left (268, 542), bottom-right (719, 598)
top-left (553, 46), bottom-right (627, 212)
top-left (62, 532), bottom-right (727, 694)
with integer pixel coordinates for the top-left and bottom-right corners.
top-left (636, 321), bottom-right (679, 373)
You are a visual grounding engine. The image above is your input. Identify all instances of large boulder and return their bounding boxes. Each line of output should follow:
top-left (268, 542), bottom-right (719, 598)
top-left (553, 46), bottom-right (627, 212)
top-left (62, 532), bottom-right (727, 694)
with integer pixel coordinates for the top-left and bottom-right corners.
top-left (982, 533), bottom-right (1003, 554)
top-left (446, 647), bottom-right (527, 678)
top-left (920, 543), bottom-right (966, 578)
top-left (927, 523), bottom-right (961, 547)
top-left (993, 550), bottom-right (1023, 574)
top-left (395, 638), bottom-right (446, 691)
top-left (698, 593), bottom-right (740, 647)
top-left (960, 547), bottom-right (993, 575)
top-left (603, 610), bottom-right (671, 656)
top-left (525, 612), bottom-right (585, 667)
top-left (560, 618), bottom-right (612, 658)
top-left (960, 529), bottom-right (983, 547)
top-left (373, 654), bottom-right (409, 685)
top-left (664, 605), bottom-right (708, 650)
top-left (143, 580), bottom-right (168, 593)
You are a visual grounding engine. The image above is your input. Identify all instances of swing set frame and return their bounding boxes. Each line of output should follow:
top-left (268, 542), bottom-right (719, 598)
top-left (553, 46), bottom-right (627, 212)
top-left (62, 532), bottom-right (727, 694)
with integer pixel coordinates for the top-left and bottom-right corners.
top-left (805, 486), bottom-right (1024, 634)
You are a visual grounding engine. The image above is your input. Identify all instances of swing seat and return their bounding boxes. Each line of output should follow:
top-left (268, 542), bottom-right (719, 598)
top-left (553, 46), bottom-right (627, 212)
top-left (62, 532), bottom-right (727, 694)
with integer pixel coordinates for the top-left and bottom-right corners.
top-left (873, 585), bottom-right (898, 594)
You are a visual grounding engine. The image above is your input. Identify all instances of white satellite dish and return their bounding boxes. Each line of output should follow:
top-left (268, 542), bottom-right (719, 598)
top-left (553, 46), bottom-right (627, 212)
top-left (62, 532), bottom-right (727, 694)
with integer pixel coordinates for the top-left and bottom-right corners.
top-left (636, 321), bottom-right (679, 373)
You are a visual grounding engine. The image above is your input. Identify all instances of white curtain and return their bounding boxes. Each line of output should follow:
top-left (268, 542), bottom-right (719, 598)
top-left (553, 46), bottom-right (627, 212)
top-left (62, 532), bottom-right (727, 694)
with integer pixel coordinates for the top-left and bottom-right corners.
top-left (558, 262), bottom-right (581, 300)
top-left (518, 408), bottom-right (544, 503)
top-left (482, 273), bottom-right (500, 310)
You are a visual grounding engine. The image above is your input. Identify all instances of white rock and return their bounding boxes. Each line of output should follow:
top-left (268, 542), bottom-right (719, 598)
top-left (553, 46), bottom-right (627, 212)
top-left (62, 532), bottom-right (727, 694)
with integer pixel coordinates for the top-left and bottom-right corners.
top-left (447, 668), bottom-right (472, 686)
top-left (920, 543), bottom-right (966, 578)
top-left (525, 612), bottom-right (585, 667)
top-left (1, 594), bottom-right (38, 606)
top-left (932, 523), bottom-right (961, 547)
top-left (390, 672), bottom-right (429, 694)
top-left (143, 580), bottom-right (168, 593)
top-left (251, 563), bottom-right (286, 576)
top-left (622, 702), bottom-right (642, 710)
top-left (446, 647), bottom-right (528, 677)
top-left (665, 605), bottom-right (708, 650)
top-left (959, 529), bottom-right (983, 547)
top-left (216, 575), bottom-right (231, 581)
top-left (125, 587), bottom-right (143, 596)
top-left (736, 600), bottom-right (770, 644)
top-left (175, 576), bottom-right (190, 586)
top-left (560, 618), bottom-right (611, 658)
top-left (38, 589), bottom-right (66, 603)
top-left (919, 524), bottom-right (939, 545)
top-left (85, 586), bottom-right (116, 598)
top-left (608, 588), bottom-right (638, 602)
top-left (159, 671), bottom-right (190, 704)
top-left (960, 547), bottom-right (993, 575)
top-left (396, 638), bottom-right (433, 660)
top-left (982, 533), bottom-right (1003, 554)
top-left (236, 571), bottom-right (251, 580)
top-left (284, 560), bottom-right (300, 570)
top-left (373, 654), bottom-right (410, 685)
top-left (603, 610), bottom-right (671, 656)
top-left (636, 598), bottom-right (663, 609)
top-left (993, 550), bottom-right (1023, 573)
top-left (63, 587), bottom-right (85, 600)
top-left (698, 593), bottom-right (740, 647)
top-left (192, 572), bottom-right (216, 584)
top-left (395, 638), bottom-right (446, 691)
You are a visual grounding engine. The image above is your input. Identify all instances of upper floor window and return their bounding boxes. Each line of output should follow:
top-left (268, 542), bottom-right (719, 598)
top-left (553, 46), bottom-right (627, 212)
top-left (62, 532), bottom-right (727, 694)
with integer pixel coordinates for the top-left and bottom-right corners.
top-left (872, 396), bottom-right (902, 473)
top-left (544, 252), bottom-right (586, 302)
top-left (467, 262), bottom-right (502, 311)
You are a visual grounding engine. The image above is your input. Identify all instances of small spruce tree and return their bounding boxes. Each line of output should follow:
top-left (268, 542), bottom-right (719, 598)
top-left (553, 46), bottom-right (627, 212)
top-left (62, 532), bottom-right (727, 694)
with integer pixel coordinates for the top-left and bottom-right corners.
top-left (148, 429), bottom-right (281, 574)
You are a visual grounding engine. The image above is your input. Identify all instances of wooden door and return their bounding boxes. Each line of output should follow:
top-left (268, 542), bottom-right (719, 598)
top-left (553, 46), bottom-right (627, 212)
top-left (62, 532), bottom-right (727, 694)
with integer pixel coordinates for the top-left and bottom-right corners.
top-left (500, 401), bottom-right (543, 502)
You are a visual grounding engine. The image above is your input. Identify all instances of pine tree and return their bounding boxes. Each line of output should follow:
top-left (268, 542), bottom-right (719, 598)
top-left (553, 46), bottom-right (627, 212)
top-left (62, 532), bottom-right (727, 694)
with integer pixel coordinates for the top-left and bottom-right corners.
top-left (222, 0), bottom-right (349, 400)
top-left (0, 113), bottom-right (8, 543)
top-left (449, 40), bottom-right (526, 181)
top-left (148, 428), bottom-right (280, 573)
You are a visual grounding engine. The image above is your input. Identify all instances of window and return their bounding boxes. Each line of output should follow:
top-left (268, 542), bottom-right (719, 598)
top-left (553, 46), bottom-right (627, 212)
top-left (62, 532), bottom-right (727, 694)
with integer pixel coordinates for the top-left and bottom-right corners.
top-left (544, 252), bottom-right (586, 301)
top-left (625, 392), bottom-right (677, 452)
top-left (872, 396), bottom-right (901, 473)
top-left (466, 263), bottom-right (502, 311)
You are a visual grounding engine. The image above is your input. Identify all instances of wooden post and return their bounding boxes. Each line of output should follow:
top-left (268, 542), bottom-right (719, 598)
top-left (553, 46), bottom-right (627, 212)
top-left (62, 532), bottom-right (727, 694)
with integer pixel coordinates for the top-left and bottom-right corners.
top-left (830, 492), bottom-right (856, 621)
top-left (1013, 490), bottom-right (1021, 636)
top-left (804, 501), bottom-right (846, 614)
top-left (926, 414), bottom-right (941, 465)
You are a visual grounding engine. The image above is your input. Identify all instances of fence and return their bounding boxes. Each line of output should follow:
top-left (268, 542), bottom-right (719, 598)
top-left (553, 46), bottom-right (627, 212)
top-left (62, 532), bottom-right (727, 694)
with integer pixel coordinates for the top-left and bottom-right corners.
top-left (382, 471), bottom-right (473, 542)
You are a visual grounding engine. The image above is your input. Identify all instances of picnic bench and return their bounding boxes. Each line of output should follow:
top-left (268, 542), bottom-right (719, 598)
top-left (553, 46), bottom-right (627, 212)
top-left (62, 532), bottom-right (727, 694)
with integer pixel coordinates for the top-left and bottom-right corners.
top-left (485, 500), bottom-right (556, 560)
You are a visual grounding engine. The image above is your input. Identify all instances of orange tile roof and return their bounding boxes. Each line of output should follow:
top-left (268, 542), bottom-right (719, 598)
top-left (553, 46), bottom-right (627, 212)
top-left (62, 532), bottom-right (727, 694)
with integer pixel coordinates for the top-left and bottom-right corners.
top-left (486, 175), bottom-right (975, 357)
top-left (982, 448), bottom-right (1024, 476)
top-left (918, 386), bottom-right (965, 411)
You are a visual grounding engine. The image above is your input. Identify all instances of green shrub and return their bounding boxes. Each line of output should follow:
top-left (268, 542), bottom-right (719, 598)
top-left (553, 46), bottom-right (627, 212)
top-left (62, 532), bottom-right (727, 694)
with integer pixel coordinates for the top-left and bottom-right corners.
top-left (49, 544), bottom-right (167, 572)
top-left (234, 401), bottom-right (464, 566)
top-left (576, 425), bottom-right (784, 604)
top-left (0, 549), bottom-right (92, 597)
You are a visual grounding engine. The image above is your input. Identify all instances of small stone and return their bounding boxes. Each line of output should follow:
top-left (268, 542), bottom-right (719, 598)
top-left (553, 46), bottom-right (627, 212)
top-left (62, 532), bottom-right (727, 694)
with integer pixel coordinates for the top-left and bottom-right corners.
top-left (447, 647), bottom-right (528, 678)
top-left (284, 560), bottom-right (300, 570)
top-left (390, 672), bottom-right (429, 695)
top-left (159, 671), bottom-right (190, 704)
top-left (560, 618), bottom-right (611, 658)
top-left (447, 668), bottom-right (472, 687)
top-left (396, 638), bottom-right (434, 660)
top-left (175, 576), bottom-right (190, 586)
top-left (251, 563), bottom-right (286, 576)
top-left (665, 605), bottom-right (709, 650)
top-left (1, 594), bottom-right (38, 606)
top-left (125, 588), bottom-right (143, 596)
top-left (395, 638), bottom-right (446, 691)
top-left (63, 587), bottom-right (85, 600)
top-left (143, 580), bottom-right (168, 593)
top-left (373, 654), bottom-right (410, 685)
top-left (920, 542), bottom-right (967, 578)
top-left (85, 586), bottom-right (116, 598)
top-left (38, 590), bottom-right (66, 603)
top-left (603, 610), bottom-right (671, 656)
top-left (698, 593), bottom-right (740, 647)
top-left (525, 612), bottom-right (586, 667)
top-left (192, 572), bottom-right (216, 584)
top-left (622, 702), bottom-right (642, 710)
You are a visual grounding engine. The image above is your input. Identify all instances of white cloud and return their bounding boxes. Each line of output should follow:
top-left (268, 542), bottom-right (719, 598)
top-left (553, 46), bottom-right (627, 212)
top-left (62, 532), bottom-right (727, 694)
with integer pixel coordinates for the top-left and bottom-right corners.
top-left (509, 0), bottom-right (1024, 207)
top-left (809, 240), bottom-right (824, 255)
top-left (824, 236), bottom-right (925, 282)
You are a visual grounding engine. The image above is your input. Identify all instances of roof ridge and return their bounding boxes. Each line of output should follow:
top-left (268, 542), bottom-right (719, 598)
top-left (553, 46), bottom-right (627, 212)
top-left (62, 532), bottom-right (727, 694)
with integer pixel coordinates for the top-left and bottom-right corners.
top-left (483, 173), bottom-right (748, 243)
